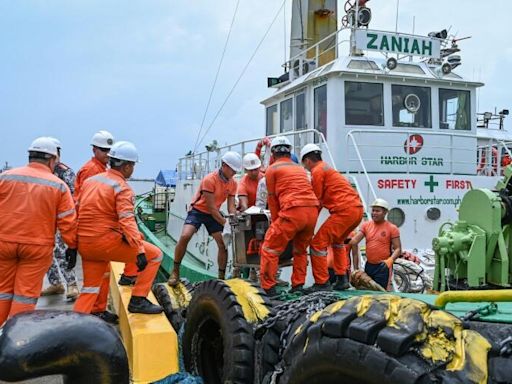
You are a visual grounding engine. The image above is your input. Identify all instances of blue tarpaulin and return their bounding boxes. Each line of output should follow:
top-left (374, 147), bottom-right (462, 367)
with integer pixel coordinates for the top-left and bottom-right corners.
top-left (155, 170), bottom-right (177, 187)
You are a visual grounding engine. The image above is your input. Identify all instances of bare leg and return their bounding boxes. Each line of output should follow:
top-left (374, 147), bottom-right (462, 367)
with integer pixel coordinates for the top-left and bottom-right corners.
top-left (211, 232), bottom-right (227, 278)
top-left (168, 224), bottom-right (197, 286)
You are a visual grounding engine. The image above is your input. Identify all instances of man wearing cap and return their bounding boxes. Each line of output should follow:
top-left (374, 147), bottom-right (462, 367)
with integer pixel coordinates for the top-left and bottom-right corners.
top-left (40, 138), bottom-right (80, 300)
top-left (0, 137), bottom-right (77, 325)
top-left (301, 143), bottom-right (363, 291)
top-left (168, 151), bottom-right (241, 286)
top-left (74, 141), bottom-right (163, 317)
top-left (350, 198), bottom-right (402, 290)
top-left (260, 136), bottom-right (319, 296)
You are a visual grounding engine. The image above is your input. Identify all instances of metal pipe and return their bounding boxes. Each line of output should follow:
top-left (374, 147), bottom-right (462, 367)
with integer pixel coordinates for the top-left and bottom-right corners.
top-left (435, 290), bottom-right (512, 308)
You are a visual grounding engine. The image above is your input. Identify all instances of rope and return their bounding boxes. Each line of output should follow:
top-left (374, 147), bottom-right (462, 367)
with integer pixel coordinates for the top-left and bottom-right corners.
top-left (193, 0), bottom-right (240, 154)
top-left (196, 0), bottom-right (287, 149)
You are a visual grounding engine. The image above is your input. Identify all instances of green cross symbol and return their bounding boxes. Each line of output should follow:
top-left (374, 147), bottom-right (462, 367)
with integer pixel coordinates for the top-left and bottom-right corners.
top-left (424, 175), bottom-right (439, 193)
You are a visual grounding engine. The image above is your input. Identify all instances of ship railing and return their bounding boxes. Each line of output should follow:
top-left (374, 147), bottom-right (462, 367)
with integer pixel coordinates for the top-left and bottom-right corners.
top-left (284, 27), bottom-right (350, 80)
top-left (476, 139), bottom-right (512, 176)
top-left (177, 129), bottom-right (335, 181)
top-left (345, 129), bottom-right (479, 176)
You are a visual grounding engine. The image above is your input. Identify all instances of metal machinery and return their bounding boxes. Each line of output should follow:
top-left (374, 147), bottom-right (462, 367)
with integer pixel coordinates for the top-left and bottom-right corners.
top-left (229, 209), bottom-right (293, 269)
top-left (433, 166), bottom-right (512, 290)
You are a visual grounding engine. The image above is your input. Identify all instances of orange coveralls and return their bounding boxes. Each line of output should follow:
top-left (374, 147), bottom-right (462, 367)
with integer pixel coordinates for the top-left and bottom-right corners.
top-left (75, 157), bottom-right (137, 311)
top-left (0, 163), bottom-right (77, 324)
top-left (74, 169), bottom-right (162, 313)
top-left (310, 161), bottom-right (363, 280)
top-left (260, 158), bottom-right (319, 290)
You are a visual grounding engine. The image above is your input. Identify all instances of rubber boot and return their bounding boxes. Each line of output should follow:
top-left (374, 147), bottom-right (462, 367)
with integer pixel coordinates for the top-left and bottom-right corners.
top-left (66, 283), bottom-right (80, 300)
top-left (128, 296), bottom-right (163, 314)
top-left (92, 310), bottom-right (119, 325)
top-left (41, 284), bottom-right (65, 296)
top-left (333, 274), bottom-right (350, 291)
top-left (118, 274), bottom-right (137, 286)
top-left (264, 286), bottom-right (279, 298)
top-left (305, 282), bottom-right (331, 293)
top-left (167, 263), bottom-right (181, 286)
top-left (289, 284), bottom-right (305, 294)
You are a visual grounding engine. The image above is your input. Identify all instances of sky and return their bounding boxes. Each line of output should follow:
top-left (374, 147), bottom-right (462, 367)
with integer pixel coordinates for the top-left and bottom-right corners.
top-left (0, 0), bottom-right (510, 177)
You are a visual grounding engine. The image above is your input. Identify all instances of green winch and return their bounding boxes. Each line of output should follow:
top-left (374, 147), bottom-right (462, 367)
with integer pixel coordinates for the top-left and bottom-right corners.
top-left (433, 167), bottom-right (512, 291)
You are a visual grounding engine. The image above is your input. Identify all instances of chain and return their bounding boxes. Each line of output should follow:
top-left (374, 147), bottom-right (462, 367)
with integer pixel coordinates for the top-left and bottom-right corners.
top-left (462, 302), bottom-right (498, 321)
top-left (255, 291), bottom-right (342, 383)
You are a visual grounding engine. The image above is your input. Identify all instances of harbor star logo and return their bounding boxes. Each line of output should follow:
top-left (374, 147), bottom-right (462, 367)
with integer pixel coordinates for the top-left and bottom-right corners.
top-left (404, 134), bottom-right (424, 155)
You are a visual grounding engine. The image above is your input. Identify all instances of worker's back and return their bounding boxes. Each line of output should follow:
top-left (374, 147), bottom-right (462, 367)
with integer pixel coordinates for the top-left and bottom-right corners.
top-left (0, 163), bottom-right (76, 246)
top-left (266, 157), bottom-right (318, 212)
top-left (311, 160), bottom-right (362, 212)
top-left (78, 169), bottom-right (129, 238)
top-left (74, 157), bottom-right (106, 200)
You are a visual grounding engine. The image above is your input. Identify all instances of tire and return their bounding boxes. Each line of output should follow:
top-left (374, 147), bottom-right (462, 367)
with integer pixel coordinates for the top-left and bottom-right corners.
top-left (152, 281), bottom-right (193, 333)
top-left (278, 295), bottom-right (504, 384)
top-left (183, 278), bottom-right (272, 384)
top-left (392, 269), bottom-right (411, 292)
top-left (255, 292), bottom-right (341, 383)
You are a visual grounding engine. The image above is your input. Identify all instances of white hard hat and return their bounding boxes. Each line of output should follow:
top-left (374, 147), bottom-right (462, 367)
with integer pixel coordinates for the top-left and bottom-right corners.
top-left (300, 143), bottom-right (322, 161)
top-left (242, 153), bottom-right (261, 170)
top-left (47, 137), bottom-right (62, 149)
top-left (108, 141), bottom-right (139, 162)
top-left (371, 198), bottom-right (390, 211)
top-left (221, 151), bottom-right (242, 172)
top-left (270, 136), bottom-right (292, 153)
top-left (28, 137), bottom-right (59, 157)
top-left (91, 130), bottom-right (115, 149)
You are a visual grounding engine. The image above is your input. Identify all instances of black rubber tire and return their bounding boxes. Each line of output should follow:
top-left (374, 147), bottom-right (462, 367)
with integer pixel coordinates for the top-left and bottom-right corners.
top-left (183, 279), bottom-right (271, 384)
top-left (277, 295), bottom-right (509, 384)
top-left (152, 281), bottom-right (194, 333)
top-left (393, 268), bottom-right (411, 292)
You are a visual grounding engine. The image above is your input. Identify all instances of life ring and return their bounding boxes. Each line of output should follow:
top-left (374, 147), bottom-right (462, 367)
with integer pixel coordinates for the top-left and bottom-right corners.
top-left (183, 279), bottom-right (272, 384)
top-left (477, 147), bottom-right (498, 175)
top-left (255, 137), bottom-right (272, 171)
top-left (274, 295), bottom-right (510, 384)
top-left (0, 311), bottom-right (129, 383)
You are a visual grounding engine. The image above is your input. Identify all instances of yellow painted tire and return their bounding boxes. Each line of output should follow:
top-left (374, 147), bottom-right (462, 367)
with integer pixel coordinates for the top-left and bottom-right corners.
top-left (275, 295), bottom-right (502, 384)
top-left (183, 278), bottom-right (272, 384)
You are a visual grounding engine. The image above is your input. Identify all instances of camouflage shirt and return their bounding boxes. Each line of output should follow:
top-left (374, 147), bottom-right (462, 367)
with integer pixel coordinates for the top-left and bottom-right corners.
top-left (54, 162), bottom-right (76, 195)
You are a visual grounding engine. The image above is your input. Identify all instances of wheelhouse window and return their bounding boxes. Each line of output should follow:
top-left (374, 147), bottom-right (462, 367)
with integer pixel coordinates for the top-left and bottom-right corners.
top-left (392, 85), bottom-right (431, 128)
top-left (439, 89), bottom-right (471, 130)
top-left (314, 85), bottom-right (327, 138)
top-left (280, 98), bottom-right (293, 133)
top-left (266, 104), bottom-right (278, 136)
top-left (345, 81), bottom-right (384, 126)
top-left (295, 93), bottom-right (306, 131)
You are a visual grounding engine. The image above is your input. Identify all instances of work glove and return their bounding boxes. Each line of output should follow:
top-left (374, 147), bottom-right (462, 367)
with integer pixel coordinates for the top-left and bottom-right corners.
top-left (222, 220), bottom-right (232, 248)
top-left (136, 253), bottom-right (148, 272)
top-left (383, 257), bottom-right (394, 269)
top-left (65, 248), bottom-right (78, 270)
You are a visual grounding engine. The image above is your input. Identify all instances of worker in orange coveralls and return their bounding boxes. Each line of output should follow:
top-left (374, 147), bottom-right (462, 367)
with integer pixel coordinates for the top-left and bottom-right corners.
top-left (301, 143), bottom-right (364, 291)
top-left (74, 141), bottom-right (163, 320)
top-left (0, 137), bottom-right (77, 325)
top-left (260, 136), bottom-right (320, 296)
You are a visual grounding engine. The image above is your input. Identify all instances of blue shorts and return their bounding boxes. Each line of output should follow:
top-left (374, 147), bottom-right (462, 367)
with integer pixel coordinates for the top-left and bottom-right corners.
top-left (185, 208), bottom-right (224, 235)
top-left (365, 262), bottom-right (391, 290)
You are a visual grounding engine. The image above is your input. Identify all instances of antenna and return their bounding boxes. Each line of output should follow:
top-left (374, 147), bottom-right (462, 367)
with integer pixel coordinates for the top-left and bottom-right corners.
top-left (395, 0), bottom-right (400, 33)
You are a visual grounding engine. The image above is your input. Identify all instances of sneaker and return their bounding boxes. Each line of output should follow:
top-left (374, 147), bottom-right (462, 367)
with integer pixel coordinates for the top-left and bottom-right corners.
top-left (305, 283), bottom-right (331, 293)
top-left (128, 296), bottom-right (163, 314)
top-left (92, 311), bottom-right (119, 325)
top-left (66, 283), bottom-right (80, 300)
top-left (167, 269), bottom-right (180, 286)
top-left (41, 284), bottom-right (65, 296)
top-left (118, 274), bottom-right (137, 286)
top-left (289, 284), bottom-right (305, 294)
top-left (332, 274), bottom-right (350, 291)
